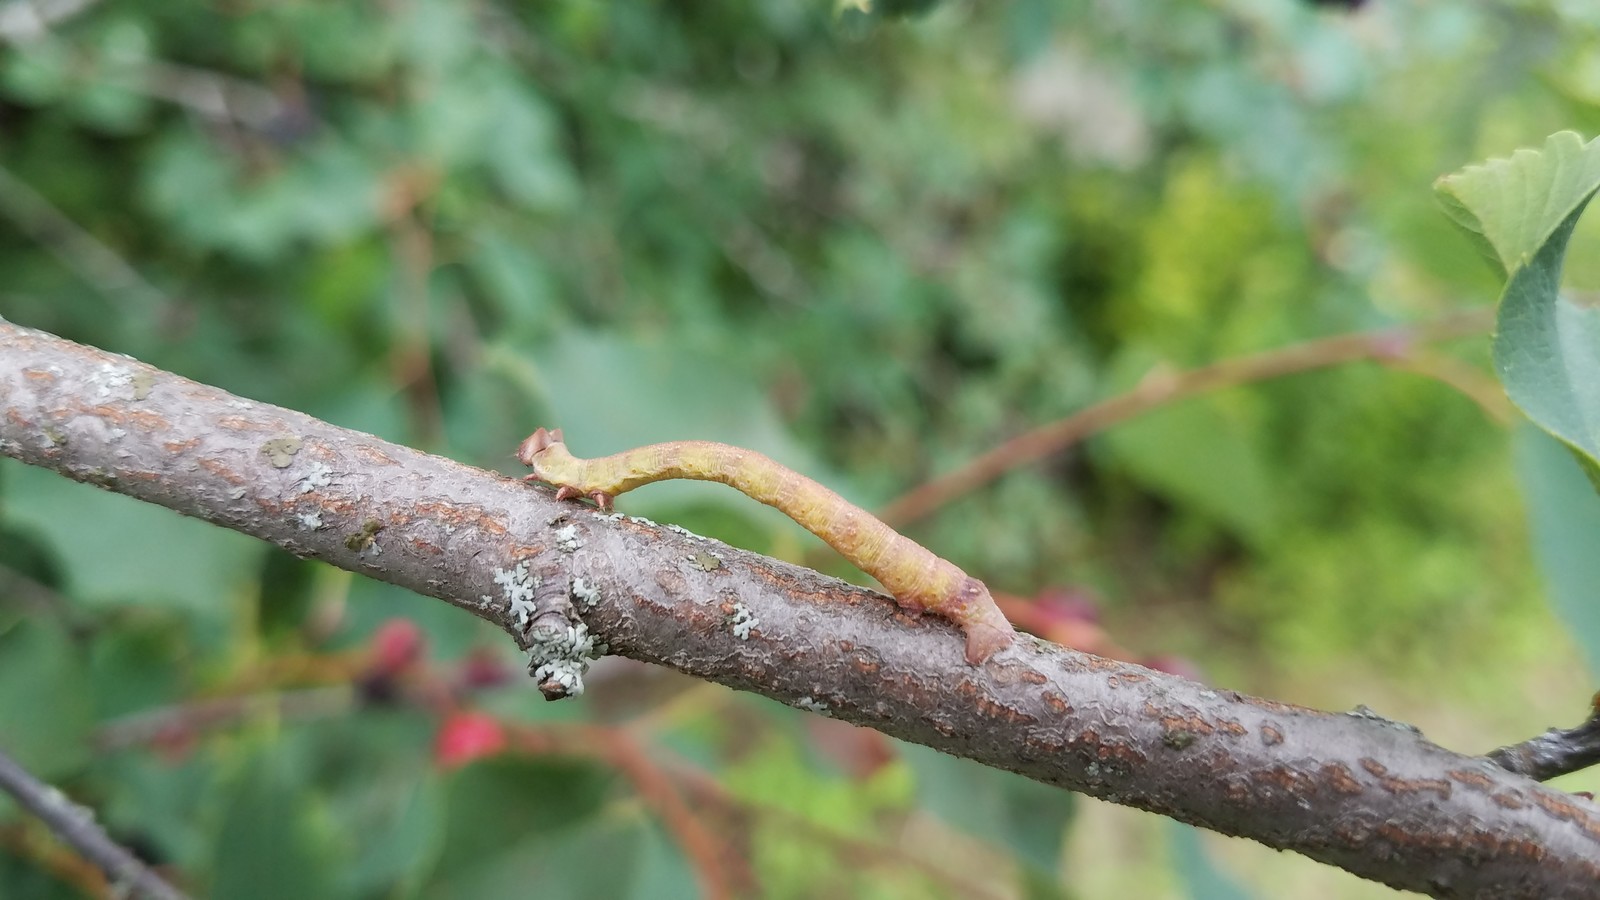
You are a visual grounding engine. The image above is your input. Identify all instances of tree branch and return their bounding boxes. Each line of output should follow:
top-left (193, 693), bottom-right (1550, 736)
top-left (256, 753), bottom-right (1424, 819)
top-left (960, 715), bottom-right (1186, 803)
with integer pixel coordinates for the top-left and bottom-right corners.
top-left (0, 746), bottom-right (189, 900)
top-left (2, 320), bottom-right (1597, 898)
top-left (1489, 694), bottom-right (1600, 784)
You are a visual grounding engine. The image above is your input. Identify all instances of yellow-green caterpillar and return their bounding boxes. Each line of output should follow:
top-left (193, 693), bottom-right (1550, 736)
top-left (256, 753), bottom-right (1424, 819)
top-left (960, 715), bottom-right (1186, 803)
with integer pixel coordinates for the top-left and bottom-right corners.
top-left (517, 428), bottom-right (1016, 665)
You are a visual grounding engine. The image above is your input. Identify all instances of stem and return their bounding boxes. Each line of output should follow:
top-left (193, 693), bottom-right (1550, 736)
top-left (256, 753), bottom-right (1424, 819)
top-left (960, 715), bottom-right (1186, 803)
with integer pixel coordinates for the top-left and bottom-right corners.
top-left (879, 307), bottom-right (1498, 527)
top-left (1488, 694), bottom-right (1600, 783)
top-left (0, 748), bottom-right (190, 900)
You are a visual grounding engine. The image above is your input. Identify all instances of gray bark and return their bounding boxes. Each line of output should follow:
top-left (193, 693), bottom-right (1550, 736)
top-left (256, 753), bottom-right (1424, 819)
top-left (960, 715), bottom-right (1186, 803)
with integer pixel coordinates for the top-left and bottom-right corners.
top-left (2, 320), bottom-right (1598, 898)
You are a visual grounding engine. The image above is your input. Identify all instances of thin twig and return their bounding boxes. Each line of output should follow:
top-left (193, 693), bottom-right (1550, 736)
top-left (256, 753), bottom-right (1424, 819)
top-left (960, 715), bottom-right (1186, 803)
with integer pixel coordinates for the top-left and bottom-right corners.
top-left (95, 687), bottom-right (356, 752)
top-left (0, 561), bottom-right (76, 622)
top-left (130, 59), bottom-right (290, 129)
top-left (1487, 694), bottom-right (1600, 783)
top-left (511, 721), bottom-right (1007, 899)
top-left (0, 0), bottom-right (100, 43)
top-left (0, 822), bottom-right (110, 896)
top-left (606, 736), bottom-right (739, 900)
top-left (879, 307), bottom-right (1498, 527)
top-left (1383, 348), bottom-right (1512, 424)
top-left (99, 680), bottom-right (743, 897)
top-left (0, 164), bottom-right (168, 313)
top-left (0, 747), bottom-right (189, 900)
top-left (381, 166), bottom-right (445, 444)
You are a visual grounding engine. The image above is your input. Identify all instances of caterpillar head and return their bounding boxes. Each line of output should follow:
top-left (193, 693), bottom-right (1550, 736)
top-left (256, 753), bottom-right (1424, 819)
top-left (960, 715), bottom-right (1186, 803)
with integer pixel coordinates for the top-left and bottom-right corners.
top-left (517, 428), bottom-right (566, 466)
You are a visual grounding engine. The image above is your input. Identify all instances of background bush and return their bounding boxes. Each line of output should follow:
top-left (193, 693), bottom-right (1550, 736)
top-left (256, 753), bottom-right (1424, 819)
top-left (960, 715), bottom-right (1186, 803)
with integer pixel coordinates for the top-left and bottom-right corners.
top-left (2, 1), bottom-right (1598, 896)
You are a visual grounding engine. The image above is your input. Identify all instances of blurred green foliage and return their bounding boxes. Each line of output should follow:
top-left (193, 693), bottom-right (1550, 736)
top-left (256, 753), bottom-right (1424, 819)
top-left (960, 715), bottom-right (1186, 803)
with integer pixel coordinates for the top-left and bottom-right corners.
top-left (2, 0), bottom-right (1600, 896)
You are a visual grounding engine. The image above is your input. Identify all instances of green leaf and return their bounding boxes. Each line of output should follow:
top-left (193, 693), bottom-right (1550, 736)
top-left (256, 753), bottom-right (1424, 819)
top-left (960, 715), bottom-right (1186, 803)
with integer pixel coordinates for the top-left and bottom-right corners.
top-left (994, 774), bottom-right (1075, 886)
top-left (625, 823), bottom-right (701, 900)
top-left (0, 459), bottom-right (263, 620)
top-left (100, 753), bottom-right (219, 872)
top-left (481, 81), bottom-right (580, 213)
top-left (1167, 821), bottom-right (1254, 900)
top-left (465, 225), bottom-right (565, 343)
top-left (428, 757), bottom-right (614, 884)
top-left (1103, 393), bottom-right (1276, 547)
top-left (1435, 132), bottom-right (1600, 278)
top-left (1514, 424), bottom-right (1600, 676)
top-left (898, 742), bottom-right (1072, 887)
top-left (339, 774), bottom-right (446, 896)
top-left (425, 813), bottom-right (691, 900)
top-left (141, 130), bottom-right (383, 261)
top-left (0, 619), bottom-right (92, 778)
top-left (208, 753), bottom-right (338, 900)
top-left (1436, 131), bottom-right (1600, 472)
top-left (88, 618), bottom-right (185, 719)
top-left (1, 39), bottom-right (73, 104)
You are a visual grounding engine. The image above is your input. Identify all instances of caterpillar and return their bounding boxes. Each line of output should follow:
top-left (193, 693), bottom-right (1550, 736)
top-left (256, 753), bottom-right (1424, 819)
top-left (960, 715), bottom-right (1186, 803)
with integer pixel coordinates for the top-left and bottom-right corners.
top-left (517, 428), bottom-right (1016, 665)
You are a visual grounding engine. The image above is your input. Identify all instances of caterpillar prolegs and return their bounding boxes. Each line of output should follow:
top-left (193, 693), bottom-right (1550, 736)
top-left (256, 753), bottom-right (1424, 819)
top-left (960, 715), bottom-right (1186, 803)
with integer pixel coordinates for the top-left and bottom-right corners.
top-left (517, 428), bottom-right (1016, 665)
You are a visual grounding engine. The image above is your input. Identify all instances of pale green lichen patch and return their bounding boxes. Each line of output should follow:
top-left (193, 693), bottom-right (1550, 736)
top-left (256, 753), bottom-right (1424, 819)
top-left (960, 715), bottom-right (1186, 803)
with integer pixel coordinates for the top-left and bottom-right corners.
top-left (131, 371), bottom-right (155, 400)
top-left (571, 576), bottom-right (600, 611)
top-left (298, 461), bottom-right (332, 493)
top-left (261, 436), bottom-right (302, 468)
top-left (496, 562), bottom-right (538, 630)
top-left (688, 551), bottom-right (722, 571)
top-left (527, 621), bottom-right (596, 697)
top-left (554, 524), bottom-right (581, 552)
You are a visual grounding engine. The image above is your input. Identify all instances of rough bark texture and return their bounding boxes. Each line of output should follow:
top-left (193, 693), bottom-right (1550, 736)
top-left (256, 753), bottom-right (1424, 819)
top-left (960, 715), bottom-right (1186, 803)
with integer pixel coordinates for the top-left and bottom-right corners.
top-left (2, 320), bottom-right (1598, 898)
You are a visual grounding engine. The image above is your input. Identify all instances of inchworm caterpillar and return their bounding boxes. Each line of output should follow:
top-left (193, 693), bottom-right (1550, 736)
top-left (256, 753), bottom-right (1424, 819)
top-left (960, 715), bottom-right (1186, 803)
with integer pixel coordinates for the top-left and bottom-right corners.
top-left (517, 428), bottom-right (1016, 665)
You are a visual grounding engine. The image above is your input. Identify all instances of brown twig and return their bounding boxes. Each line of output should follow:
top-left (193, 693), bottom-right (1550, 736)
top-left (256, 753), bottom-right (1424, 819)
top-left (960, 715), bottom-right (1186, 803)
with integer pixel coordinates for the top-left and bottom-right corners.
top-left (1383, 347), bottom-right (1513, 425)
top-left (0, 822), bottom-right (112, 897)
top-left (381, 164), bottom-right (445, 445)
top-left (605, 733), bottom-right (740, 900)
top-left (878, 307), bottom-right (1498, 527)
top-left (0, 747), bottom-right (189, 900)
top-left (91, 649), bottom-right (738, 895)
top-left (510, 720), bottom-right (1007, 899)
top-left (94, 687), bottom-right (357, 753)
top-left (509, 723), bottom-right (742, 900)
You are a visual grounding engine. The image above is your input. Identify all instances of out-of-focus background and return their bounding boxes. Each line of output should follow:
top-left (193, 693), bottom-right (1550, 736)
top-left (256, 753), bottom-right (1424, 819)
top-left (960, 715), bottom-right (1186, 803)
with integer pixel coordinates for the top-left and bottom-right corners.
top-left (1, 1), bottom-right (1598, 897)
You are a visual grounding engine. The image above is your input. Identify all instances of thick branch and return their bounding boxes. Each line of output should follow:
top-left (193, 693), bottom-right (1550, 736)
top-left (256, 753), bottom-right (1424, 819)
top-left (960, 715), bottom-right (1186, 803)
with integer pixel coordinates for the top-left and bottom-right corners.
top-left (1, 321), bottom-right (1597, 898)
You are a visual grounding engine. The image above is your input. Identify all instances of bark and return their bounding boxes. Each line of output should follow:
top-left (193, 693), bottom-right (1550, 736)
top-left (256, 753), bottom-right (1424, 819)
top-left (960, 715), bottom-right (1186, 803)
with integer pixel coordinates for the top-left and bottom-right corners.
top-left (2, 320), bottom-right (1597, 898)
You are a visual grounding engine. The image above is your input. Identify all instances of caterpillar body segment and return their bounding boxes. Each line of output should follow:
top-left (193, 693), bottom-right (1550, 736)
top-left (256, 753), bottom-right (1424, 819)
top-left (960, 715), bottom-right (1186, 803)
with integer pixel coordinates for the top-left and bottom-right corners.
top-left (517, 428), bottom-right (1016, 664)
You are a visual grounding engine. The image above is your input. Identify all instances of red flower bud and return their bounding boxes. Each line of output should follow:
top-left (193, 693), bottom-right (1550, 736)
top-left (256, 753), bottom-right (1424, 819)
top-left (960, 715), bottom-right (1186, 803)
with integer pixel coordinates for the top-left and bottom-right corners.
top-left (434, 711), bottom-right (508, 770)
top-left (370, 618), bottom-right (426, 676)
